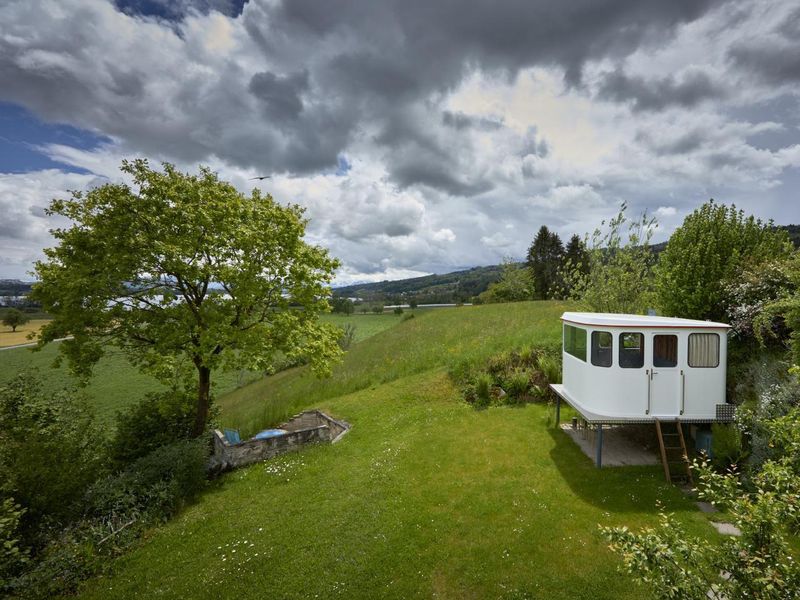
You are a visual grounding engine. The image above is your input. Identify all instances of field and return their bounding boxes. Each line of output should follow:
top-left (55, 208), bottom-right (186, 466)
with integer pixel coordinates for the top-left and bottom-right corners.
top-left (0, 313), bottom-right (403, 426)
top-left (62, 301), bottom-right (720, 599)
top-left (0, 318), bottom-right (50, 348)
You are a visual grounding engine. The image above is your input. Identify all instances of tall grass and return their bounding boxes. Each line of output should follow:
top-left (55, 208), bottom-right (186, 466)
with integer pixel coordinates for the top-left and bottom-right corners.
top-left (219, 301), bottom-right (567, 434)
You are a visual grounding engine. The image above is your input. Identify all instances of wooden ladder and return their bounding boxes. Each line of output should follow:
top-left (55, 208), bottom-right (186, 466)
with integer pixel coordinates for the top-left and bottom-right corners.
top-left (655, 419), bottom-right (693, 485)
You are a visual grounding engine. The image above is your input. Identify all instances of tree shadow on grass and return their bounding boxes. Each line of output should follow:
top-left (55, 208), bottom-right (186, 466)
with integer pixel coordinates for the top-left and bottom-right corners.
top-left (546, 425), bottom-right (697, 515)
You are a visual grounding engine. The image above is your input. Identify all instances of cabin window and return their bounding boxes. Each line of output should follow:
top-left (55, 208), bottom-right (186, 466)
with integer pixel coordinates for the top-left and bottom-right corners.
top-left (688, 333), bottom-right (719, 368)
top-left (564, 324), bottom-right (587, 362)
top-left (591, 331), bottom-right (613, 367)
top-left (619, 332), bottom-right (644, 368)
top-left (653, 334), bottom-right (678, 368)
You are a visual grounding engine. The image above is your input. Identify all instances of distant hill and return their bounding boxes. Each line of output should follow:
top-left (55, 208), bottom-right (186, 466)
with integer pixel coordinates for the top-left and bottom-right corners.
top-left (333, 265), bottom-right (503, 304)
top-left (0, 279), bottom-right (34, 296)
top-left (333, 224), bottom-right (800, 304)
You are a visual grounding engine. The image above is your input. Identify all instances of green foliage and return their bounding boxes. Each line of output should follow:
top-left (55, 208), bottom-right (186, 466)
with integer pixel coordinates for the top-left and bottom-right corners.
top-left (473, 373), bottom-right (493, 408)
top-left (331, 297), bottom-right (355, 315)
top-left (336, 323), bottom-right (357, 351)
top-left (87, 438), bottom-right (209, 524)
top-left (503, 369), bottom-right (530, 400)
top-left (0, 498), bottom-right (28, 585)
top-left (393, 306), bottom-right (404, 315)
top-left (603, 403), bottom-right (800, 599)
top-left (710, 423), bottom-right (745, 470)
top-left (526, 225), bottom-right (564, 300)
top-left (563, 204), bottom-right (657, 314)
top-left (110, 390), bottom-right (196, 466)
top-left (477, 258), bottom-right (534, 304)
top-left (754, 252), bottom-right (800, 367)
top-left (656, 200), bottom-right (792, 321)
top-left (0, 373), bottom-right (105, 526)
top-left (1, 308), bottom-right (30, 333)
top-left (31, 159), bottom-right (342, 436)
top-left (371, 304), bottom-right (384, 314)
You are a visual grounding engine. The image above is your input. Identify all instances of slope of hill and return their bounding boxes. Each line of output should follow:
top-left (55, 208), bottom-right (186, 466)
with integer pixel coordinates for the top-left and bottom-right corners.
top-left (77, 301), bottom-right (716, 600)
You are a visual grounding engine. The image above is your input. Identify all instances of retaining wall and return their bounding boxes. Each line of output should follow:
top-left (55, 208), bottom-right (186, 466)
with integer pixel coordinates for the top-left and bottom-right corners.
top-left (210, 410), bottom-right (349, 472)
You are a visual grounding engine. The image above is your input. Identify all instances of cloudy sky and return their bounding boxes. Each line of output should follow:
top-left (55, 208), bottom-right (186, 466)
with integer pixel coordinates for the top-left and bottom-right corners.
top-left (1, 0), bottom-right (799, 284)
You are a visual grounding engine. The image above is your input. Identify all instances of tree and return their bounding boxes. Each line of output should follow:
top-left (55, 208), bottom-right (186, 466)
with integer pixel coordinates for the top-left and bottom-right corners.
top-left (31, 160), bottom-right (342, 437)
top-left (526, 226), bottom-right (564, 299)
top-left (656, 201), bottom-right (792, 321)
top-left (331, 297), bottom-right (355, 315)
top-left (409, 299), bottom-right (418, 310)
top-left (563, 204), bottom-right (657, 314)
top-left (478, 258), bottom-right (534, 303)
top-left (1, 309), bottom-right (29, 333)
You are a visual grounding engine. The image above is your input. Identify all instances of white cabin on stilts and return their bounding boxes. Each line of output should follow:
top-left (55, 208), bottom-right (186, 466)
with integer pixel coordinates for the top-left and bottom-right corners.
top-left (550, 312), bottom-right (733, 470)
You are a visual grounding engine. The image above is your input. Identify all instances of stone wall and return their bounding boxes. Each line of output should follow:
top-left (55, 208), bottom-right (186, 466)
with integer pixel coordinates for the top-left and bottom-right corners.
top-left (210, 410), bottom-right (350, 472)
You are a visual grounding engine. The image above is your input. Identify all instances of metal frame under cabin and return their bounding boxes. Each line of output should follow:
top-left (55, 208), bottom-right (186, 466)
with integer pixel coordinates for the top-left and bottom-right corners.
top-left (550, 312), bottom-right (735, 468)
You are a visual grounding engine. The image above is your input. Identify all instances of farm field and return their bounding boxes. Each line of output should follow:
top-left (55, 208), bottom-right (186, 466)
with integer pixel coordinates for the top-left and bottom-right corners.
top-left (73, 301), bottom-right (721, 599)
top-left (0, 318), bottom-right (50, 348)
top-left (0, 313), bottom-right (402, 426)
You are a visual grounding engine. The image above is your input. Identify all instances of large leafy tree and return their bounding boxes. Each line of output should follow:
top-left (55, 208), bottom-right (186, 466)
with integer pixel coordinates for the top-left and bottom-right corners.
top-left (477, 258), bottom-right (535, 303)
top-left (526, 226), bottom-right (564, 300)
top-left (656, 201), bottom-right (792, 321)
top-left (32, 160), bottom-right (342, 436)
top-left (1, 309), bottom-right (30, 333)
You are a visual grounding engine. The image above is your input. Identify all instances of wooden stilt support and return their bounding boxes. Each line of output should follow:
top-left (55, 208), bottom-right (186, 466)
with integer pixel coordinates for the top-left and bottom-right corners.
top-left (555, 394), bottom-right (561, 427)
top-left (595, 424), bottom-right (603, 469)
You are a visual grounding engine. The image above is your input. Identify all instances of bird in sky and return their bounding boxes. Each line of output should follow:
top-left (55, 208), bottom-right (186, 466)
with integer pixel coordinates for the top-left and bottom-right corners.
top-left (249, 175), bottom-right (271, 180)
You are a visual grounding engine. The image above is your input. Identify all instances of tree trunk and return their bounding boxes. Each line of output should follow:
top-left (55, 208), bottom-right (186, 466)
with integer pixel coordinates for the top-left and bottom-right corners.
top-left (192, 365), bottom-right (212, 437)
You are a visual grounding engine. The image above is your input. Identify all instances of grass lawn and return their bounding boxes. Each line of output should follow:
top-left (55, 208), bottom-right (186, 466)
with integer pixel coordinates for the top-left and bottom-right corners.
top-left (220, 302), bottom-right (567, 435)
top-left (0, 313), bottom-right (403, 426)
top-left (78, 369), bottom-right (715, 599)
top-left (0, 318), bottom-right (50, 347)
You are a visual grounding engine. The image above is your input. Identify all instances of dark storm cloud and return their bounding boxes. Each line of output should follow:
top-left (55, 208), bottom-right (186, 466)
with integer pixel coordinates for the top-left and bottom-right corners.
top-left (114, 0), bottom-right (246, 19)
top-left (597, 69), bottom-right (725, 112)
top-left (248, 70), bottom-right (309, 121)
top-left (728, 42), bottom-right (800, 86)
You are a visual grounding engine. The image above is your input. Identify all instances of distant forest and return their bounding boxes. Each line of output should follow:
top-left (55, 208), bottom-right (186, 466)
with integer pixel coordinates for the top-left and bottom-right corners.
top-left (333, 224), bottom-right (800, 305)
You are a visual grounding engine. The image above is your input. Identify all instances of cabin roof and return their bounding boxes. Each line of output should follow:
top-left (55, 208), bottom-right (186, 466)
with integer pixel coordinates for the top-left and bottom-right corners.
top-left (561, 311), bottom-right (730, 330)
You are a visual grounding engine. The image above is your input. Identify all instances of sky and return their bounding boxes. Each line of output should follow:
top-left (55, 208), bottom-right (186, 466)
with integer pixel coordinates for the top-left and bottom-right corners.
top-left (0, 0), bottom-right (799, 284)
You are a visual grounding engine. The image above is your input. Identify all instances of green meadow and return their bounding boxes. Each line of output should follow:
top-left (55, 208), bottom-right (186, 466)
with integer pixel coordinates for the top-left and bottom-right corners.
top-left (38, 301), bottom-right (721, 599)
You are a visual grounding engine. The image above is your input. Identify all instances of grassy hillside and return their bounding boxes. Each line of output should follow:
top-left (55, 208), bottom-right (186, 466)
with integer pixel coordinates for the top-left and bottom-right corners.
top-left (219, 302), bottom-right (567, 435)
top-left (78, 370), bottom-right (713, 599)
top-left (0, 314), bottom-right (402, 426)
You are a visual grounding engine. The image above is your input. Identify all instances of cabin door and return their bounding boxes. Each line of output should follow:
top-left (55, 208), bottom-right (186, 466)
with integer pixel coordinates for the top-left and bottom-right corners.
top-left (649, 334), bottom-right (680, 416)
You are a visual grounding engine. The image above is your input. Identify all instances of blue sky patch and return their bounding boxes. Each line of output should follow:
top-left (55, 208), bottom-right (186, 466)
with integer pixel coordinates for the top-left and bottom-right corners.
top-left (0, 102), bottom-right (109, 174)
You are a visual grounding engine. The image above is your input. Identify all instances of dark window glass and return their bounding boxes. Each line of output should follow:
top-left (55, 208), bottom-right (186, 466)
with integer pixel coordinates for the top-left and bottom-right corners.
top-left (688, 333), bottom-right (720, 368)
top-left (619, 332), bottom-right (644, 368)
top-left (564, 324), bottom-right (587, 362)
top-left (591, 331), bottom-right (612, 367)
top-left (653, 335), bottom-right (678, 368)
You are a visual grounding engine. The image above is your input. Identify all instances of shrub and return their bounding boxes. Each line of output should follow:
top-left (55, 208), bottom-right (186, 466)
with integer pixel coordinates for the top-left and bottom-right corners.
top-left (710, 423), bottom-right (745, 470)
top-left (0, 498), bottom-right (28, 585)
top-left (536, 353), bottom-right (561, 385)
top-left (393, 306), bottom-right (404, 315)
top-left (656, 201), bottom-right (792, 321)
top-left (503, 369), bottom-right (530, 400)
top-left (337, 324), bottom-right (356, 351)
top-left (110, 389), bottom-right (196, 467)
top-left (474, 373), bottom-right (493, 408)
top-left (0, 374), bottom-right (106, 527)
top-left (88, 438), bottom-right (209, 524)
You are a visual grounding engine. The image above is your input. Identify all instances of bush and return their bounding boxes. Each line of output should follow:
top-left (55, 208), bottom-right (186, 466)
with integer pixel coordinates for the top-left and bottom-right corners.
top-left (110, 389), bottom-right (197, 467)
top-left (0, 374), bottom-right (106, 527)
top-left (710, 423), bottom-right (745, 469)
top-left (88, 438), bottom-right (209, 524)
top-left (337, 324), bottom-right (356, 351)
top-left (656, 201), bottom-right (791, 321)
top-left (393, 306), bottom-right (404, 315)
top-left (474, 373), bottom-right (493, 408)
top-left (503, 369), bottom-right (530, 401)
top-left (0, 498), bottom-right (28, 585)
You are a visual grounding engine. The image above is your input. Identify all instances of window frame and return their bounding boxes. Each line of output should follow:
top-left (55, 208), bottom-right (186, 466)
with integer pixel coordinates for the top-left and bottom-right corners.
top-left (687, 332), bottom-right (720, 369)
top-left (563, 324), bottom-right (587, 362)
top-left (619, 332), bottom-right (645, 369)
top-left (653, 334), bottom-right (678, 368)
top-left (591, 330), bottom-right (613, 368)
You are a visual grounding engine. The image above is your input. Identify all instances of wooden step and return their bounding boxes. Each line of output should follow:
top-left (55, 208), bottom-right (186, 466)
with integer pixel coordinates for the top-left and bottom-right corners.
top-left (655, 418), bottom-right (693, 485)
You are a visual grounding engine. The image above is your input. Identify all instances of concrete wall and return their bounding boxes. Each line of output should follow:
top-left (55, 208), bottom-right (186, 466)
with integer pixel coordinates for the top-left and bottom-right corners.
top-left (210, 410), bottom-right (350, 472)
